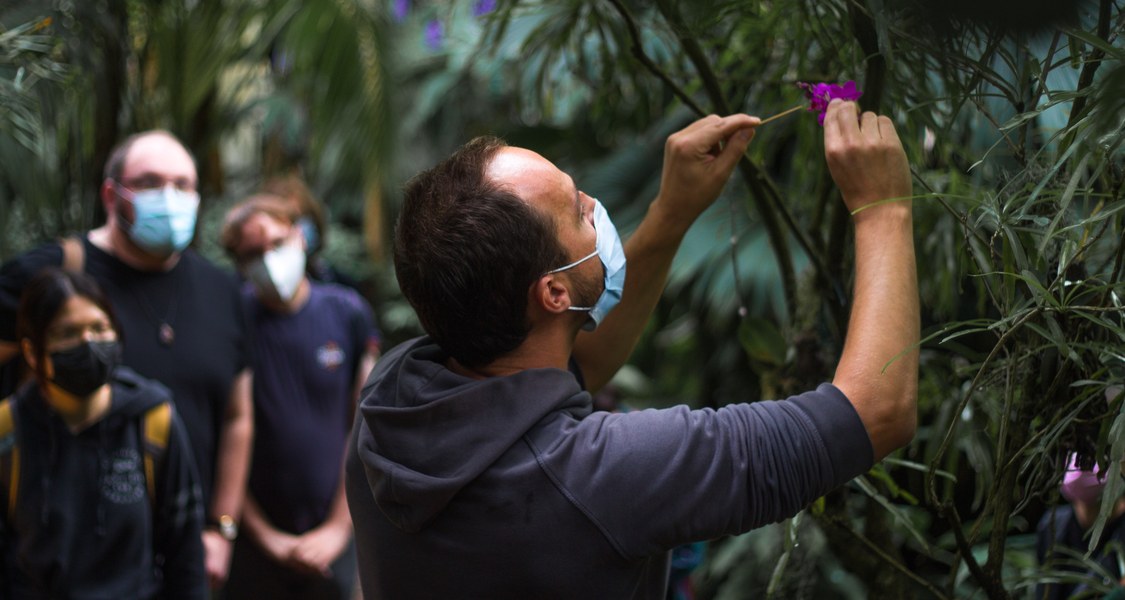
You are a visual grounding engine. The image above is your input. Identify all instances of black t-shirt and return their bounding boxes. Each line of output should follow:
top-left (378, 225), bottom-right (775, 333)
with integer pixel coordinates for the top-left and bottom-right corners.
top-left (0, 237), bottom-right (248, 509)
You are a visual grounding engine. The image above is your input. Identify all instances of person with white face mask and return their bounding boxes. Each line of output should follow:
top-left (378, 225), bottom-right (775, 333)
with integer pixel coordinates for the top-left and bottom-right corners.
top-left (0, 130), bottom-right (254, 591)
top-left (220, 195), bottom-right (381, 600)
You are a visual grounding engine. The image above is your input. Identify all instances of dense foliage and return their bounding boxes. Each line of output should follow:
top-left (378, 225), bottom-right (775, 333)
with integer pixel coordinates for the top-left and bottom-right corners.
top-left (3, 0), bottom-right (1124, 597)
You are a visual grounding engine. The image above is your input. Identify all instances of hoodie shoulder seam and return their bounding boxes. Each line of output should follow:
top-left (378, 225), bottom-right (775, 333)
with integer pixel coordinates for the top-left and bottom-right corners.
top-left (522, 433), bottom-right (633, 561)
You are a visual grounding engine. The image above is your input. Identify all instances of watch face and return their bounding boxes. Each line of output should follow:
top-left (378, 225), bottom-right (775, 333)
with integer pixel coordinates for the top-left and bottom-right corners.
top-left (217, 515), bottom-right (238, 541)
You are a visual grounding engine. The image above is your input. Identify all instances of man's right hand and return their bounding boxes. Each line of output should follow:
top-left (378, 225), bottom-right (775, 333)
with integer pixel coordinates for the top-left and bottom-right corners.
top-left (651, 114), bottom-right (760, 232)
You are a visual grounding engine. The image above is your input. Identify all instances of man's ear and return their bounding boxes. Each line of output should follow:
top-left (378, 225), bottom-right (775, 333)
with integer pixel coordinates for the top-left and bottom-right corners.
top-left (530, 273), bottom-right (573, 316)
top-left (100, 179), bottom-right (119, 224)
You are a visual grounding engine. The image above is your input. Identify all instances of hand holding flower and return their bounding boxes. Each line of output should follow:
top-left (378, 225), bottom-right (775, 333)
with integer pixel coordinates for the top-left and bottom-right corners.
top-left (759, 80), bottom-right (864, 126)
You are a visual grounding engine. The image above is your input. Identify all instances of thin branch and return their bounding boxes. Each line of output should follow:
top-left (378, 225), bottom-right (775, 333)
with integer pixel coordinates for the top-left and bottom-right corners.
top-left (828, 516), bottom-right (952, 600)
top-left (605, 0), bottom-right (805, 315)
top-left (926, 308), bottom-right (1041, 506)
top-left (940, 502), bottom-right (1011, 600)
top-left (604, 0), bottom-right (706, 116)
top-left (1065, 0), bottom-right (1114, 133)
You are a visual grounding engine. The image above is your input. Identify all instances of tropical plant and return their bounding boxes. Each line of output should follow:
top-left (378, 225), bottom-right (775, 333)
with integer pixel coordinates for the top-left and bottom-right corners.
top-left (4, 0), bottom-right (1125, 597)
top-left (404, 0), bottom-right (1125, 597)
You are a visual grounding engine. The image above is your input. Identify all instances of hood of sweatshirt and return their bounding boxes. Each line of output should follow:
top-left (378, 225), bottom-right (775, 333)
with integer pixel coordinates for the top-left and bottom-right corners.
top-left (352, 337), bottom-right (591, 533)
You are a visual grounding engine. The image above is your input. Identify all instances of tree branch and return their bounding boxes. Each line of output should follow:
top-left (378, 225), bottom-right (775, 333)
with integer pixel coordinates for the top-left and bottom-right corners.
top-left (826, 514), bottom-right (952, 600)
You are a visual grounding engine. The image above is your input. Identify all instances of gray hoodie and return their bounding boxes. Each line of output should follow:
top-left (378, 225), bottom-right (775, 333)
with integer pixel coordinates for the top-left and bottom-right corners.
top-left (346, 337), bottom-right (873, 599)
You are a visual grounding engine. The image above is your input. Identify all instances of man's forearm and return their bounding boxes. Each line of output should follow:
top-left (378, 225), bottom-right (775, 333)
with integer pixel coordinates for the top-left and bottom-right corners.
top-left (572, 199), bottom-right (686, 392)
top-left (210, 369), bottom-right (252, 520)
top-left (833, 204), bottom-right (920, 459)
top-left (572, 114), bottom-right (759, 392)
top-left (316, 463), bottom-right (353, 535)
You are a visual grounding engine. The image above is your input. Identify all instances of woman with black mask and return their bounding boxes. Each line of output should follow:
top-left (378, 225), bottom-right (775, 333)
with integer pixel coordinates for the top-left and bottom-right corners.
top-left (0, 268), bottom-right (206, 599)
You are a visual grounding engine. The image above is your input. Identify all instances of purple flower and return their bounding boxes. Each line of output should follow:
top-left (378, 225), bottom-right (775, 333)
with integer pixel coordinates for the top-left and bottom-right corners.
top-left (797, 80), bottom-right (863, 126)
top-left (424, 18), bottom-right (444, 49)
top-left (391, 0), bottom-right (409, 23)
top-left (473, 0), bottom-right (497, 17)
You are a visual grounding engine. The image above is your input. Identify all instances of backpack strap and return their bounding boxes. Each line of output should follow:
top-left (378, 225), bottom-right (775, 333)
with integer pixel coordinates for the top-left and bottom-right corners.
top-left (142, 402), bottom-right (173, 506)
top-left (59, 235), bottom-right (85, 273)
top-left (0, 396), bottom-right (17, 523)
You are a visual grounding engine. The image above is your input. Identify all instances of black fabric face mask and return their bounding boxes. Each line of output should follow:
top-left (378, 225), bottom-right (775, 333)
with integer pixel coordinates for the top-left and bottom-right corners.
top-left (49, 340), bottom-right (120, 397)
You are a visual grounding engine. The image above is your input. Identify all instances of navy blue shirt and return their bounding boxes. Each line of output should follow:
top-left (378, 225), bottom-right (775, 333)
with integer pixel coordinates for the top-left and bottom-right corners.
top-left (246, 282), bottom-right (379, 534)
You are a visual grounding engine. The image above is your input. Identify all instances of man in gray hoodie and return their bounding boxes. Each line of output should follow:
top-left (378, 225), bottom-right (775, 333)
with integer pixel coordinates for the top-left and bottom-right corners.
top-left (346, 100), bottom-right (919, 598)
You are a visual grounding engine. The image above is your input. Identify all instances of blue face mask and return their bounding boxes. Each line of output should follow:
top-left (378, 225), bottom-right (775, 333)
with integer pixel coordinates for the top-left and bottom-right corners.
top-left (119, 185), bottom-right (199, 256)
top-left (546, 199), bottom-right (626, 331)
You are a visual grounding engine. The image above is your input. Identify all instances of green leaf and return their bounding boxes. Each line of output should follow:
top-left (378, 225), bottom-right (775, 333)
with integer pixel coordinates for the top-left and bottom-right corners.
top-left (738, 316), bottom-right (787, 366)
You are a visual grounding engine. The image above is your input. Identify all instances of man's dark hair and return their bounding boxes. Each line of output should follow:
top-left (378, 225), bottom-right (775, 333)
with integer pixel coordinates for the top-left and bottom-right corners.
top-left (103, 130), bottom-right (195, 182)
top-left (394, 136), bottom-right (569, 368)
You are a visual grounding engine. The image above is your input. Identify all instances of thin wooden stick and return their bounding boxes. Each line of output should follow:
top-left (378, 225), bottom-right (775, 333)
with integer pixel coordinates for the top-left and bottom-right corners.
top-left (758, 104), bottom-right (805, 125)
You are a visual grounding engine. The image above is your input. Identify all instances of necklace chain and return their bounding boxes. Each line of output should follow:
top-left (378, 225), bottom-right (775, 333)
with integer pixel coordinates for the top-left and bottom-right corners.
top-left (131, 275), bottom-right (181, 347)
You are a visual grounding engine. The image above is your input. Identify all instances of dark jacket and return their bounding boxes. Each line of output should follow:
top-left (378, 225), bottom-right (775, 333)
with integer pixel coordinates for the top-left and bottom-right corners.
top-left (0, 367), bottom-right (205, 599)
top-left (346, 337), bottom-right (874, 599)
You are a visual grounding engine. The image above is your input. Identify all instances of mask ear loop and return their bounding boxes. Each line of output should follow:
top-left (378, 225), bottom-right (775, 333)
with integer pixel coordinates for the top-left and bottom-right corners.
top-left (544, 249), bottom-right (599, 312)
top-left (545, 249), bottom-right (598, 275)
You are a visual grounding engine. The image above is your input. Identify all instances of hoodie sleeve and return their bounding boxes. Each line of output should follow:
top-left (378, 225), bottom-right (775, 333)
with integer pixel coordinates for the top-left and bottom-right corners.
top-left (533, 383), bottom-right (874, 560)
top-left (154, 407), bottom-right (207, 600)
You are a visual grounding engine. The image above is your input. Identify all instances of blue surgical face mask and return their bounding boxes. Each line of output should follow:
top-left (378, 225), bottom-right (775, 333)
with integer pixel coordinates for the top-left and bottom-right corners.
top-left (546, 199), bottom-right (626, 331)
top-left (119, 184), bottom-right (199, 256)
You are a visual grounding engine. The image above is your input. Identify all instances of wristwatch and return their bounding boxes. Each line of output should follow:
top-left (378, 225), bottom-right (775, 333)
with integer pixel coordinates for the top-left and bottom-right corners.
top-left (208, 514), bottom-right (239, 541)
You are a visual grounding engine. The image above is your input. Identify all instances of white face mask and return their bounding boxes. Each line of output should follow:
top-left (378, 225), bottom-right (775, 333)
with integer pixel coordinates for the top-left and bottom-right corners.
top-left (246, 237), bottom-right (307, 302)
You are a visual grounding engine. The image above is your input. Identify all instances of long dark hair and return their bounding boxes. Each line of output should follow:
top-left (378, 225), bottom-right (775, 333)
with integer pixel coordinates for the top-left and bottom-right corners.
top-left (16, 268), bottom-right (121, 387)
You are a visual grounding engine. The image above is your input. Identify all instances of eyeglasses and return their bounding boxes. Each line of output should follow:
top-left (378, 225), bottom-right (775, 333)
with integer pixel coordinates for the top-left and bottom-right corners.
top-left (46, 320), bottom-right (116, 348)
top-left (116, 175), bottom-right (197, 193)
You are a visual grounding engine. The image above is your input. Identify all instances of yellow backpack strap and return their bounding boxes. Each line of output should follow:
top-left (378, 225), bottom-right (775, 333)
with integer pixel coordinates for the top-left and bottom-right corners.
top-left (142, 402), bottom-right (173, 505)
top-left (0, 397), bottom-right (18, 523)
top-left (59, 235), bottom-right (85, 273)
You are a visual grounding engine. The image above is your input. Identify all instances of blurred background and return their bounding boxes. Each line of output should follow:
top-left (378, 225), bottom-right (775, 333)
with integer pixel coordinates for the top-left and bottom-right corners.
top-left (2, 0), bottom-right (1123, 597)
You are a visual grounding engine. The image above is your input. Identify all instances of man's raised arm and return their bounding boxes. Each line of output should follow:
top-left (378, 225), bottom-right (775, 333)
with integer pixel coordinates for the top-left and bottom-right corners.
top-left (573, 114), bottom-right (759, 392)
top-left (824, 100), bottom-right (920, 460)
